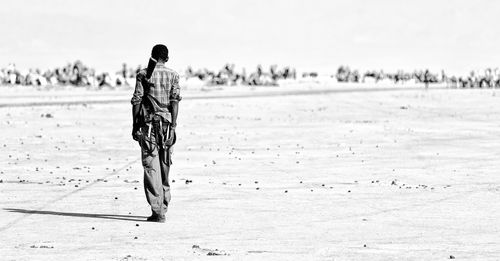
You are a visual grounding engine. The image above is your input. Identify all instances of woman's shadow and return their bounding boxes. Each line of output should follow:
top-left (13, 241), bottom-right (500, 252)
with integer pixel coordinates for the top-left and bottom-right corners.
top-left (4, 208), bottom-right (149, 222)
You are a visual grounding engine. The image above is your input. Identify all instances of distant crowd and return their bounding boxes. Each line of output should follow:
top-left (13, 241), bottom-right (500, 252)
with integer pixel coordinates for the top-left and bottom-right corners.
top-left (184, 64), bottom-right (296, 86)
top-left (1, 61), bottom-right (500, 88)
top-left (0, 61), bottom-right (136, 88)
top-left (0, 61), bottom-right (296, 88)
top-left (331, 65), bottom-right (500, 88)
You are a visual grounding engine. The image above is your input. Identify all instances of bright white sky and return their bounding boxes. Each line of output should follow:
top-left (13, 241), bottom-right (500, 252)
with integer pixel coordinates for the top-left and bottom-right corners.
top-left (1, 0), bottom-right (499, 74)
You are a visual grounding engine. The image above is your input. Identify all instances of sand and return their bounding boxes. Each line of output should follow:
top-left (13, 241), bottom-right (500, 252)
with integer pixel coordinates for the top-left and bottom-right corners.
top-left (0, 85), bottom-right (499, 260)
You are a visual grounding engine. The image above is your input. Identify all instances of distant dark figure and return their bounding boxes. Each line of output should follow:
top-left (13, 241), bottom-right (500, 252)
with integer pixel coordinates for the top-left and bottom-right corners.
top-left (98, 73), bottom-right (111, 88)
top-left (69, 64), bottom-right (83, 86)
top-left (423, 69), bottom-right (431, 89)
top-left (256, 65), bottom-right (263, 77)
top-left (336, 65), bottom-right (350, 82)
top-left (121, 63), bottom-right (128, 78)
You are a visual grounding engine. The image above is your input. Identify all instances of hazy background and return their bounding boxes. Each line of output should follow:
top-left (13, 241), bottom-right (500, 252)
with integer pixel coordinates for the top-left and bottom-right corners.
top-left (1, 0), bottom-right (499, 74)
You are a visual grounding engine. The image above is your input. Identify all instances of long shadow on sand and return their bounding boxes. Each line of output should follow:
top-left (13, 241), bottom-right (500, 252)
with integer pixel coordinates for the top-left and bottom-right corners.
top-left (4, 208), bottom-right (148, 222)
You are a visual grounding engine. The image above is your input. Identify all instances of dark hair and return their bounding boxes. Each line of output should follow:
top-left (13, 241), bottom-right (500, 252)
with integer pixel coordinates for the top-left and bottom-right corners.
top-left (151, 44), bottom-right (169, 61)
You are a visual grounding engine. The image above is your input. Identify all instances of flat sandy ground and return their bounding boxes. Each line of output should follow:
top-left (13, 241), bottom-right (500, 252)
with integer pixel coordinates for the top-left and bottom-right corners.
top-left (0, 86), bottom-right (499, 260)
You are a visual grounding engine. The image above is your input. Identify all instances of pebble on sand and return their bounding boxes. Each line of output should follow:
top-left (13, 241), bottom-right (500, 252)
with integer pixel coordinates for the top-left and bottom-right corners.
top-left (41, 113), bottom-right (54, 118)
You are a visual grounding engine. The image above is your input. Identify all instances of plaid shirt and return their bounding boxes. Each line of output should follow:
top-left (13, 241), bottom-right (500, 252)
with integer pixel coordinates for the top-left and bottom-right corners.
top-left (131, 63), bottom-right (181, 122)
